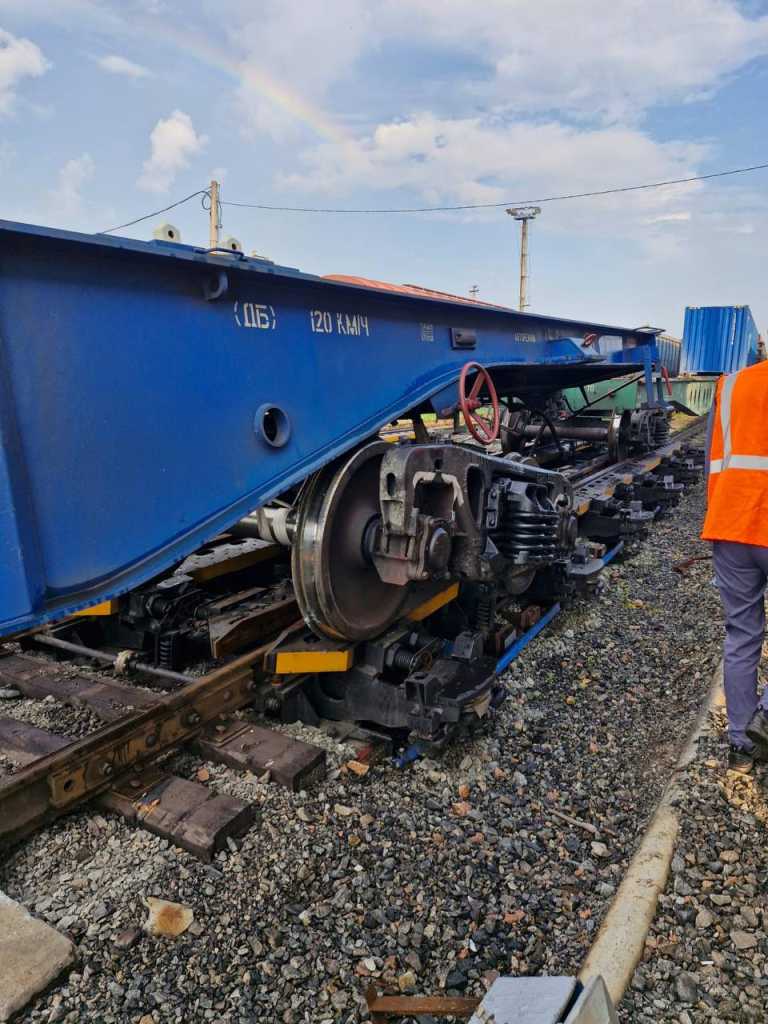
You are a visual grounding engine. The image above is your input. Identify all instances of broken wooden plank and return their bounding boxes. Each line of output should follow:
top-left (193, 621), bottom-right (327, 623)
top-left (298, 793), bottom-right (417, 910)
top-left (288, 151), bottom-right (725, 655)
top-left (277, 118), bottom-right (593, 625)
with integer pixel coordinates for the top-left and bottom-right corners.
top-left (0, 718), bottom-right (70, 767)
top-left (101, 770), bottom-right (257, 862)
top-left (196, 721), bottom-right (326, 791)
top-left (208, 594), bottom-right (299, 658)
top-left (181, 538), bottom-right (282, 582)
top-left (0, 653), bottom-right (160, 721)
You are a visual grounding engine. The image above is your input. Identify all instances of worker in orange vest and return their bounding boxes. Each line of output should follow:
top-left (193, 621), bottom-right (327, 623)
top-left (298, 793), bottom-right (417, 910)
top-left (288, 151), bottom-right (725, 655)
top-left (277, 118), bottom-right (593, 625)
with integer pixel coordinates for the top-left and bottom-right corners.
top-left (702, 361), bottom-right (768, 772)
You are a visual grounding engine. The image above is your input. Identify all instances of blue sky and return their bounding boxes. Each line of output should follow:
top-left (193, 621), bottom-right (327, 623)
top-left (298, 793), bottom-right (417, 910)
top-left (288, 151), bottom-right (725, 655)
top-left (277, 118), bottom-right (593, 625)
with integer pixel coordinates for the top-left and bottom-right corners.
top-left (1, 0), bottom-right (767, 336)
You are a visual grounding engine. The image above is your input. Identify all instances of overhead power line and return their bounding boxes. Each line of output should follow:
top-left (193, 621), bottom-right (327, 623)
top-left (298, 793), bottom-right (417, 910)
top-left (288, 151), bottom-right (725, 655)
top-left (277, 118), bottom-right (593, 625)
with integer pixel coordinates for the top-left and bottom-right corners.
top-left (96, 160), bottom-right (768, 236)
top-left (100, 190), bottom-right (209, 234)
top-left (221, 160), bottom-right (768, 214)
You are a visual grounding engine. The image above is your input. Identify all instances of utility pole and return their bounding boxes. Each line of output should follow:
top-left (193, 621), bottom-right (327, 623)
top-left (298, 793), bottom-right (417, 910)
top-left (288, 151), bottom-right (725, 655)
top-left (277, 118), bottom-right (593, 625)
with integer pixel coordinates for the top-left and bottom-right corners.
top-left (469, 285), bottom-right (479, 299)
top-left (208, 179), bottom-right (221, 249)
top-left (506, 206), bottom-right (541, 311)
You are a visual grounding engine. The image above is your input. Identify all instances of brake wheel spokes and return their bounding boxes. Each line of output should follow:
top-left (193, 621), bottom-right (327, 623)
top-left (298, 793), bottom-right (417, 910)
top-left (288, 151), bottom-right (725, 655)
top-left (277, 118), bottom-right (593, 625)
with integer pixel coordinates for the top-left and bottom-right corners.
top-left (458, 361), bottom-right (500, 445)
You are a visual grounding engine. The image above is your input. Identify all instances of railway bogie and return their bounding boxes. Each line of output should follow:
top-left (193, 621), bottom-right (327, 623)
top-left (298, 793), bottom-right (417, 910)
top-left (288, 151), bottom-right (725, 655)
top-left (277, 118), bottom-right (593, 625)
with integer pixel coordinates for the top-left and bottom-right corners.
top-left (22, 406), bottom-right (707, 754)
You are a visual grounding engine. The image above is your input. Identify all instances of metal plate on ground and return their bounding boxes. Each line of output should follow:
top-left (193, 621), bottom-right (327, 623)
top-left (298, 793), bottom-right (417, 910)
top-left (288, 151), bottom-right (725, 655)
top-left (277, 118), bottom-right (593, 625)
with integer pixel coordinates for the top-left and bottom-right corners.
top-left (564, 977), bottom-right (618, 1024)
top-left (469, 977), bottom-right (578, 1024)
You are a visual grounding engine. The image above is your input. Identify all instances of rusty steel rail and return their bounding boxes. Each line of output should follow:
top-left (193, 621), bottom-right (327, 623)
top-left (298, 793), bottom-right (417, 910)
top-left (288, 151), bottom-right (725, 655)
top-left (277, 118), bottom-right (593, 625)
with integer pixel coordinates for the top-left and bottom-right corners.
top-left (0, 643), bottom-right (269, 850)
top-left (365, 986), bottom-right (479, 1021)
top-left (571, 415), bottom-right (706, 491)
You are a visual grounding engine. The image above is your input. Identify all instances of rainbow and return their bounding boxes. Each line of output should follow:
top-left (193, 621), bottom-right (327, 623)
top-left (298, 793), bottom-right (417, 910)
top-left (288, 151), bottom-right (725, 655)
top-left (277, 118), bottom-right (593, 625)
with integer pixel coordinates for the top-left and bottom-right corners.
top-left (121, 15), bottom-right (347, 144)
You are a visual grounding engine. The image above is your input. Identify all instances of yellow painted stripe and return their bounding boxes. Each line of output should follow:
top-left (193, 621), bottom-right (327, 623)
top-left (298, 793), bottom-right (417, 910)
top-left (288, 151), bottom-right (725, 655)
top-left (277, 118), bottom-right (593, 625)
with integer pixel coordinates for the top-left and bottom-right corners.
top-left (407, 582), bottom-right (460, 622)
top-left (73, 599), bottom-right (119, 617)
top-left (381, 431), bottom-right (415, 442)
top-left (273, 648), bottom-right (354, 674)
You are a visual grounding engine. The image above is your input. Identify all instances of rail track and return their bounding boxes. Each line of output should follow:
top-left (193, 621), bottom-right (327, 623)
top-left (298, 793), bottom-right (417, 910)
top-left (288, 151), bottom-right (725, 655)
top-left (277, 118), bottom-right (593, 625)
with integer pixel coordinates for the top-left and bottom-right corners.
top-left (0, 417), bottom-right (707, 865)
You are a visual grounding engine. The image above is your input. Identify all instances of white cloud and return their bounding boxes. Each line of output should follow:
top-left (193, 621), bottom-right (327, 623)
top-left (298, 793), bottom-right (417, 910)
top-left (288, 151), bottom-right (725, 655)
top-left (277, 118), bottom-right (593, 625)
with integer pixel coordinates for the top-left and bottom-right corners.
top-left (49, 152), bottom-right (95, 218)
top-left (0, 28), bottom-right (49, 115)
top-left (283, 113), bottom-right (708, 238)
top-left (644, 212), bottom-right (693, 224)
top-left (378, 0), bottom-right (768, 124)
top-left (222, 0), bottom-right (768, 138)
top-left (96, 54), bottom-right (152, 78)
top-left (137, 109), bottom-right (208, 193)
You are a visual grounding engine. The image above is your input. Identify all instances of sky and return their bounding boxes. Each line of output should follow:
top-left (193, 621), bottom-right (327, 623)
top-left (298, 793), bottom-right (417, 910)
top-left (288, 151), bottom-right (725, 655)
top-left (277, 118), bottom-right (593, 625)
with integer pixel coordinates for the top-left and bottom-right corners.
top-left (1, 0), bottom-right (767, 336)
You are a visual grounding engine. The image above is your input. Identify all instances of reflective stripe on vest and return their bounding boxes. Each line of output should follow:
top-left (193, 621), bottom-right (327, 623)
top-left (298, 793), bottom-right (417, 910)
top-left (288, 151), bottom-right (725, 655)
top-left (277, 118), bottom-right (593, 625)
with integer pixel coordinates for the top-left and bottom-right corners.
top-left (709, 370), bottom-right (768, 475)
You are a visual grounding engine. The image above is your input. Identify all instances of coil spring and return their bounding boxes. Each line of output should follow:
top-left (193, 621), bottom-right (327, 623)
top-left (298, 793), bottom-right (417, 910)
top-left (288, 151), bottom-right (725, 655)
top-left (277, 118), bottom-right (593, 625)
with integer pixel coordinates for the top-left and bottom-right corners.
top-left (652, 414), bottom-right (669, 444)
top-left (475, 588), bottom-right (494, 632)
top-left (494, 507), bottom-right (558, 560)
top-left (391, 647), bottom-right (420, 672)
top-left (157, 632), bottom-right (178, 670)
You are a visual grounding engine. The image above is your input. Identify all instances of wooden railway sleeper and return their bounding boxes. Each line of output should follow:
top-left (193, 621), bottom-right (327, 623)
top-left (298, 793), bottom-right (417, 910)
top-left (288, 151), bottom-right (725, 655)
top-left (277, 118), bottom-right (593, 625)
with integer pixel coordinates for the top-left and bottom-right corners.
top-left (0, 643), bottom-right (269, 850)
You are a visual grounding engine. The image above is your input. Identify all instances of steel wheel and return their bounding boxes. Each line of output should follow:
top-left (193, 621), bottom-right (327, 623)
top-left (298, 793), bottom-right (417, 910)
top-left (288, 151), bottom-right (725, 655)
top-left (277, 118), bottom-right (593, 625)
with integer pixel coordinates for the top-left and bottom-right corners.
top-left (291, 442), bottom-right (410, 641)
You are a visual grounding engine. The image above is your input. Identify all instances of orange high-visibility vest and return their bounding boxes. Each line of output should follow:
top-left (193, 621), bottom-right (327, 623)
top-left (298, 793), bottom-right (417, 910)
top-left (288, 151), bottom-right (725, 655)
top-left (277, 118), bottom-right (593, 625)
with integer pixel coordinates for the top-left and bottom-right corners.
top-left (701, 361), bottom-right (768, 546)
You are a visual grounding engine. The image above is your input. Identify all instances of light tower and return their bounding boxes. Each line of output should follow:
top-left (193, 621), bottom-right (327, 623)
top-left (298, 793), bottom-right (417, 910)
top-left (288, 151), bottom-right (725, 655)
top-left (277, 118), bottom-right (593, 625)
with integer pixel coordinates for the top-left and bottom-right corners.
top-left (506, 206), bottom-right (541, 312)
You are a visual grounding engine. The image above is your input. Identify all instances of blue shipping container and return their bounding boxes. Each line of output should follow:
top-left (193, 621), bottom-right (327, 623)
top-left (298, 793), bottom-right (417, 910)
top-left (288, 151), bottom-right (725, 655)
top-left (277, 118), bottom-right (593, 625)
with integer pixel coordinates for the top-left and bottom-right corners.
top-left (655, 333), bottom-right (681, 376)
top-left (681, 305), bottom-right (760, 375)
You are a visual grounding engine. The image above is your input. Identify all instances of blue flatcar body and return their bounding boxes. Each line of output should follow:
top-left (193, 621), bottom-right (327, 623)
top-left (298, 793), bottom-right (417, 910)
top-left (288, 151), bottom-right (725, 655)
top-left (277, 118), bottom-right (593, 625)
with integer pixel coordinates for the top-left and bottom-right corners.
top-left (0, 219), bottom-right (659, 637)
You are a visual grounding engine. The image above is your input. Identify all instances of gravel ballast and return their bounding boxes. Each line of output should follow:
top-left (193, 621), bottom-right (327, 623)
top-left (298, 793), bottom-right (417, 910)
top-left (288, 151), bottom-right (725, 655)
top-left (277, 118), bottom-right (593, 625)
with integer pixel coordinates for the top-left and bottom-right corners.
top-left (0, 479), bottom-right (729, 1023)
top-left (620, 700), bottom-right (768, 1023)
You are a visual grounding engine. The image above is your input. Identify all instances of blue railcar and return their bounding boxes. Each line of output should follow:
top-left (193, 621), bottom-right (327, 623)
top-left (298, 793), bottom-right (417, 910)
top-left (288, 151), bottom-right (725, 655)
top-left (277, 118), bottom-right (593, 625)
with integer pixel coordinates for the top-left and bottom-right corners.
top-left (681, 305), bottom-right (760, 375)
top-left (0, 218), bottom-right (665, 639)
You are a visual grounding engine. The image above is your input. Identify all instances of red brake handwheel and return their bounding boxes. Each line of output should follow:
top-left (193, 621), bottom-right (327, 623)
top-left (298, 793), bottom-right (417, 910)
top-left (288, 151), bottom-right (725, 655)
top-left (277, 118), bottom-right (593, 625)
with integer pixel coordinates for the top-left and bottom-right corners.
top-left (458, 361), bottom-right (500, 445)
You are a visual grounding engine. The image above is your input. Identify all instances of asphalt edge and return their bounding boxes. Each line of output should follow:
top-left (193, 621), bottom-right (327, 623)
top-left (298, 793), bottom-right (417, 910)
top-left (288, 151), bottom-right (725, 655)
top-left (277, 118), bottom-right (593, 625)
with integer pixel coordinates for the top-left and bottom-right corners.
top-left (578, 660), bottom-right (725, 1006)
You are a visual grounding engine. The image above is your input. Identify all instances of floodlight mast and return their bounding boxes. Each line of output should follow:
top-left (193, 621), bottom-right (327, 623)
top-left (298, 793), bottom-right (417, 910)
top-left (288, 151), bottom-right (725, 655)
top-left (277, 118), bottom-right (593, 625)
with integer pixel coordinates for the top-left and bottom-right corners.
top-left (506, 206), bottom-right (541, 312)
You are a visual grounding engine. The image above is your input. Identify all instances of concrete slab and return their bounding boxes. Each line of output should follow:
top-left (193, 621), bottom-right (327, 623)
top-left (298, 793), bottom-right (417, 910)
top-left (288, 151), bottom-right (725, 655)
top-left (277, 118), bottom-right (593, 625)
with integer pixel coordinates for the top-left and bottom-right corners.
top-left (0, 892), bottom-right (75, 1022)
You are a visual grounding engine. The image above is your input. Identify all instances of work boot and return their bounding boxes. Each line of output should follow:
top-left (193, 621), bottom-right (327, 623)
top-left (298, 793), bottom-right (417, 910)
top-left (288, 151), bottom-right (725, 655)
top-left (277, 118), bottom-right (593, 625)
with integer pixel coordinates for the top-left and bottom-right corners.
top-left (745, 708), bottom-right (768, 756)
top-left (728, 744), bottom-right (756, 774)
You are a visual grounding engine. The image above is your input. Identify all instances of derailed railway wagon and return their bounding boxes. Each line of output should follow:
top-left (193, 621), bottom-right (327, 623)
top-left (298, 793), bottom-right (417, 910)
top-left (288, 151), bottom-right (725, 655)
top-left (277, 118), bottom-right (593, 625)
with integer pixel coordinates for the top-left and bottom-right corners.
top-left (0, 219), bottom-right (701, 769)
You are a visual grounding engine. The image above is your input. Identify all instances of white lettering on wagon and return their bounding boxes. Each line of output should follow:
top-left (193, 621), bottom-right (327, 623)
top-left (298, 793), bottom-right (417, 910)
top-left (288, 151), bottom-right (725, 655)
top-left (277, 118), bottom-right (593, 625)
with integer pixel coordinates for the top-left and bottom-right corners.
top-left (310, 309), bottom-right (370, 336)
top-left (514, 332), bottom-right (536, 342)
top-left (234, 301), bottom-right (277, 329)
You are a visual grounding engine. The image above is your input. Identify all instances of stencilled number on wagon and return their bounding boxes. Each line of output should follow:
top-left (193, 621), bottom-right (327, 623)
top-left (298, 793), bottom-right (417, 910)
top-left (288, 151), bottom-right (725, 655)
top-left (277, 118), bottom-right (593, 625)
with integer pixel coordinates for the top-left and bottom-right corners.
top-left (310, 309), bottom-right (334, 333)
top-left (234, 301), bottom-right (277, 329)
top-left (310, 310), bottom-right (370, 337)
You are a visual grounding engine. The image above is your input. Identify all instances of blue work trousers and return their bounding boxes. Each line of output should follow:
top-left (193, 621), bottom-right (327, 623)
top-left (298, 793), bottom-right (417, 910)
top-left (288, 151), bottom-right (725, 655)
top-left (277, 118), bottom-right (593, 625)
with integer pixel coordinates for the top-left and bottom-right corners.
top-left (713, 540), bottom-right (768, 748)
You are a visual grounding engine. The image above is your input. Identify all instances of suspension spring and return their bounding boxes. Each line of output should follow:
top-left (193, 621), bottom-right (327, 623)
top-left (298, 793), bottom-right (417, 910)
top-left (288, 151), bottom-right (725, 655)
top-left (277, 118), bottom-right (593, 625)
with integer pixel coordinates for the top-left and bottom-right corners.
top-left (494, 508), bottom-right (559, 561)
top-left (391, 647), bottom-right (421, 673)
top-left (475, 587), bottom-right (494, 632)
top-left (157, 632), bottom-right (178, 670)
